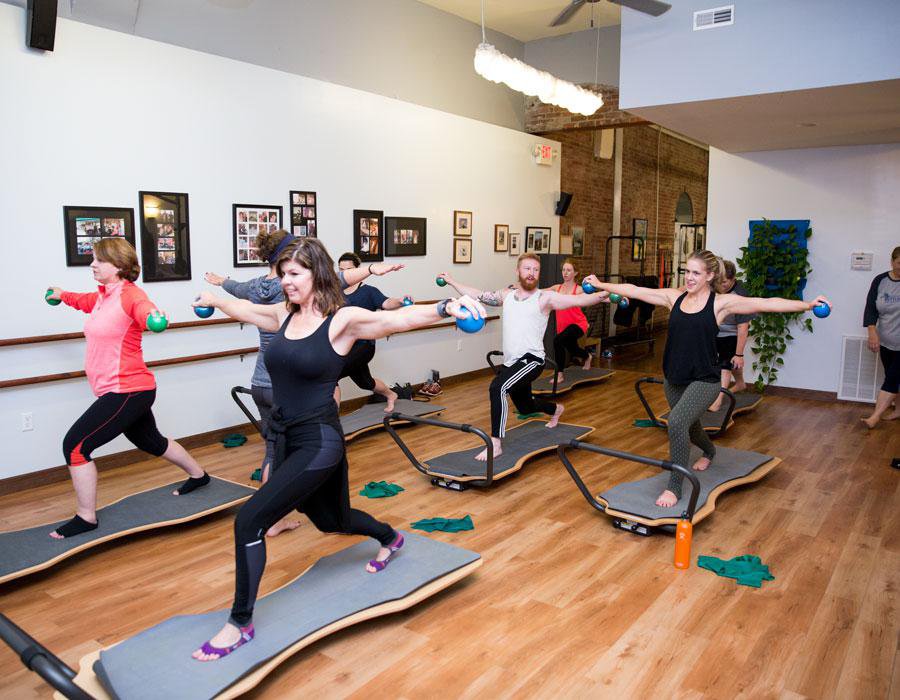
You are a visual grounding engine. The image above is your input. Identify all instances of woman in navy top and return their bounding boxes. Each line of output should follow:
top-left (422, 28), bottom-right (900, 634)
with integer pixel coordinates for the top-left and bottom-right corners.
top-left (190, 238), bottom-right (484, 661)
top-left (585, 250), bottom-right (830, 508)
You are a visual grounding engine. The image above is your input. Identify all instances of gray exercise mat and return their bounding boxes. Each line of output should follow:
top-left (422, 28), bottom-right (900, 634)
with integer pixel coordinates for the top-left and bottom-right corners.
top-left (94, 532), bottom-right (480, 700)
top-left (532, 367), bottom-right (614, 394)
top-left (342, 399), bottom-right (444, 437)
top-left (0, 477), bottom-right (254, 583)
top-left (660, 392), bottom-right (762, 428)
top-left (426, 421), bottom-right (593, 479)
top-left (599, 446), bottom-right (773, 521)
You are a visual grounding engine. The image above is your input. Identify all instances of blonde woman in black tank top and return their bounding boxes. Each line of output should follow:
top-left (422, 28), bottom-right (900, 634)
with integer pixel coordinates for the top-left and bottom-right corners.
top-left (585, 250), bottom-right (830, 508)
top-left (188, 238), bottom-right (486, 662)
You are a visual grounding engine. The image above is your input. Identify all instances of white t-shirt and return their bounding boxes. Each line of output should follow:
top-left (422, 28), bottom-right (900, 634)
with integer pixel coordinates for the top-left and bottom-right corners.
top-left (502, 290), bottom-right (549, 365)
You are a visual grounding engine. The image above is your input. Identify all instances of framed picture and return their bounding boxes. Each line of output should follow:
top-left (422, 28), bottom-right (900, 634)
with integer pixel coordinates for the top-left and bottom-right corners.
top-left (525, 226), bottom-right (552, 254)
top-left (454, 210), bottom-right (472, 237)
top-left (63, 206), bottom-right (135, 266)
top-left (233, 204), bottom-right (282, 267)
top-left (289, 190), bottom-right (317, 238)
top-left (559, 232), bottom-right (573, 256)
top-left (632, 218), bottom-right (648, 261)
top-left (571, 225), bottom-right (585, 256)
top-left (353, 209), bottom-right (384, 262)
top-left (385, 216), bottom-right (427, 257)
top-left (494, 224), bottom-right (509, 252)
top-left (139, 191), bottom-right (191, 282)
top-left (453, 237), bottom-right (472, 264)
top-left (509, 232), bottom-right (521, 256)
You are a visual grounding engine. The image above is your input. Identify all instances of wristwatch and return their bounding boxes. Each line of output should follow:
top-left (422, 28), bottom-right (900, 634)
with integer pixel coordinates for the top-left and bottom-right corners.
top-left (436, 298), bottom-right (452, 318)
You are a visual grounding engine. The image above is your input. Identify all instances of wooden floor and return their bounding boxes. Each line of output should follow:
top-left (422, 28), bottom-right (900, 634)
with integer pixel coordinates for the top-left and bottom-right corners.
top-left (1, 346), bottom-right (898, 699)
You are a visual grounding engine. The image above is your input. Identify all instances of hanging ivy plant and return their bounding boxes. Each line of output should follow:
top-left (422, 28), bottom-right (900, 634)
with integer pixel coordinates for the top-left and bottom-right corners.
top-left (736, 219), bottom-right (813, 391)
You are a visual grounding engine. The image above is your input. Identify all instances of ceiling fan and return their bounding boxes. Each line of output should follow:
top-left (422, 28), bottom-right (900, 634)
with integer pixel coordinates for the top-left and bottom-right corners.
top-left (550, 0), bottom-right (671, 26)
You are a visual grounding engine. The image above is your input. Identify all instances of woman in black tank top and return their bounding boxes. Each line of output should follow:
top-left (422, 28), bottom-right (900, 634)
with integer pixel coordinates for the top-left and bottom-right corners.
top-left (188, 238), bottom-right (485, 662)
top-left (585, 250), bottom-right (830, 509)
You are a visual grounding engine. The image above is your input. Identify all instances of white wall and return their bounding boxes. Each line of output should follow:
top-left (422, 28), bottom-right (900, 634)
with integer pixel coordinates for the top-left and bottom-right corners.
top-left (1, 0), bottom-right (527, 130)
top-left (620, 0), bottom-right (900, 109)
top-left (524, 26), bottom-right (620, 87)
top-left (0, 4), bottom-right (560, 478)
top-left (707, 143), bottom-right (900, 393)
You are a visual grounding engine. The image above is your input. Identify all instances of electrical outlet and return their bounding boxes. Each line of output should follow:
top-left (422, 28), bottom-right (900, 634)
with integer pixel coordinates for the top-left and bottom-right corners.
top-left (21, 412), bottom-right (33, 431)
top-left (456, 340), bottom-right (462, 351)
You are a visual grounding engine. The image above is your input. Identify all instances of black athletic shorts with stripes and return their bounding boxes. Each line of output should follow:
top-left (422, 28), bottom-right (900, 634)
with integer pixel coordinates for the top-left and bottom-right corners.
top-left (63, 389), bottom-right (168, 466)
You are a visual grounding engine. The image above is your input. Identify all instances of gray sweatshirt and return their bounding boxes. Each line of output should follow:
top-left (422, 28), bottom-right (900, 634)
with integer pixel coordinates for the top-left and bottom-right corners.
top-left (222, 275), bottom-right (284, 388)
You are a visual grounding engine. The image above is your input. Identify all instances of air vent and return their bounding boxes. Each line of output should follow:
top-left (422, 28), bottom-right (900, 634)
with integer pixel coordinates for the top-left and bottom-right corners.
top-left (838, 335), bottom-right (884, 402)
top-left (693, 5), bottom-right (734, 30)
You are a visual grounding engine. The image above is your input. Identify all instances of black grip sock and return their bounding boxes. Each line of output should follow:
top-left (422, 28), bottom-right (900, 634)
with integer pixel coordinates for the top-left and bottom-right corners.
top-left (175, 472), bottom-right (210, 495)
top-left (54, 515), bottom-right (99, 538)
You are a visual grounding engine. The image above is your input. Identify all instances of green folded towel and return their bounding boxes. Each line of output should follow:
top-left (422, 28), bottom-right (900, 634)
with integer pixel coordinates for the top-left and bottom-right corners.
top-left (222, 433), bottom-right (247, 448)
top-left (633, 419), bottom-right (656, 428)
top-left (250, 468), bottom-right (262, 482)
top-left (517, 412), bottom-right (543, 420)
top-left (359, 481), bottom-right (405, 498)
top-left (697, 554), bottom-right (774, 588)
top-left (411, 515), bottom-right (474, 533)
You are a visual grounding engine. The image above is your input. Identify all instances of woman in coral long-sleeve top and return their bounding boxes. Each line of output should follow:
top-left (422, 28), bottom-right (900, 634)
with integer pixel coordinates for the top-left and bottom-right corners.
top-left (45, 239), bottom-right (208, 539)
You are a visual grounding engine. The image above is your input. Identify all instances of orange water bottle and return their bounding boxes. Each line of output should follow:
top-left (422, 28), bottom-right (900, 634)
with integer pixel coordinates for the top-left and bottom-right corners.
top-left (674, 518), bottom-right (692, 569)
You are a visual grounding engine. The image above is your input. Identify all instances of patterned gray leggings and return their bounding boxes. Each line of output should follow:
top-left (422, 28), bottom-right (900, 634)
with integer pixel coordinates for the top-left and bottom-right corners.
top-left (663, 380), bottom-right (719, 498)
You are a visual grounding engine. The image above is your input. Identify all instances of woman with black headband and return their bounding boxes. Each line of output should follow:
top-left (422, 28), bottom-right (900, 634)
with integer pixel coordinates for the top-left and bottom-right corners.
top-left (205, 230), bottom-right (404, 537)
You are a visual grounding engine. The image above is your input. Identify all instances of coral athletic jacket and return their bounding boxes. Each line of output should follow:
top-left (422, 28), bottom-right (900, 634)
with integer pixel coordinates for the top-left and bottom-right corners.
top-left (61, 280), bottom-right (158, 397)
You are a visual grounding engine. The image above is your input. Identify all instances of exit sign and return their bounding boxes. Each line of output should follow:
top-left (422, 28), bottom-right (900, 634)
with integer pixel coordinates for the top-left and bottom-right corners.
top-left (534, 143), bottom-right (553, 166)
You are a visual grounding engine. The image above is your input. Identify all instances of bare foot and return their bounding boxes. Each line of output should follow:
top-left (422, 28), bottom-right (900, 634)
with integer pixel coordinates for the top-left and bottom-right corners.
top-left (861, 415), bottom-right (879, 429)
top-left (884, 410), bottom-right (900, 421)
top-left (382, 389), bottom-right (398, 413)
top-left (732, 381), bottom-right (747, 393)
top-left (475, 437), bottom-right (502, 462)
top-left (556, 372), bottom-right (566, 384)
top-left (707, 400), bottom-right (723, 413)
top-left (655, 490), bottom-right (678, 507)
top-left (546, 403), bottom-right (564, 428)
top-left (192, 623), bottom-right (242, 661)
top-left (582, 356), bottom-right (592, 370)
top-left (693, 456), bottom-right (712, 471)
top-left (266, 518), bottom-right (300, 537)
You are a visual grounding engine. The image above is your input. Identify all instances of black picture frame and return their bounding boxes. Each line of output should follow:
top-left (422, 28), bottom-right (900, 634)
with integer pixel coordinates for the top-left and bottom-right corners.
top-left (233, 203), bottom-right (283, 267)
top-left (139, 191), bottom-right (191, 282)
top-left (525, 226), bottom-right (552, 254)
top-left (353, 209), bottom-right (384, 262)
top-left (384, 216), bottom-right (427, 257)
top-left (289, 190), bottom-right (317, 238)
top-left (63, 206), bottom-right (135, 267)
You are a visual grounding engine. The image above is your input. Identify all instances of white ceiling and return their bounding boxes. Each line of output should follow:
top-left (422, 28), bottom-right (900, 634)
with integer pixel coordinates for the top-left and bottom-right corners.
top-left (416, 0), bottom-right (620, 42)
top-left (627, 80), bottom-right (900, 153)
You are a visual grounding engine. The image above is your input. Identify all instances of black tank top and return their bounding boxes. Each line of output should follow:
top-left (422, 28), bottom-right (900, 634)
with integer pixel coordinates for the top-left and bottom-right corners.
top-left (663, 291), bottom-right (720, 384)
top-left (264, 313), bottom-right (346, 415)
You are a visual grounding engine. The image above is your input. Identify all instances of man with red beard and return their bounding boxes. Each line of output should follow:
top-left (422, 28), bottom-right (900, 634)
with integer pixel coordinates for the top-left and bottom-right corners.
top-left (438, 253), bottom-right (608, 460)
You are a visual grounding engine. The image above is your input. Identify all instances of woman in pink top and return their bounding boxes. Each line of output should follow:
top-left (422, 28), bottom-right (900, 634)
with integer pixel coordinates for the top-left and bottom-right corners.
top-left (46, 239), bottom-right (208, 539)
top-left (551, 258), bottom-right (593, 384)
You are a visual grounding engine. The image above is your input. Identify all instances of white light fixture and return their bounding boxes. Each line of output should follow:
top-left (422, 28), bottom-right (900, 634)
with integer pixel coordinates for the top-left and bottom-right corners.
top-left (473, 1), bottom-right (603, 117)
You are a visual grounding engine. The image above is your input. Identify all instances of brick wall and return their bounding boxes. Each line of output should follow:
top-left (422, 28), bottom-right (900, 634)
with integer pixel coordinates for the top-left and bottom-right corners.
top-left (544, 123), bottom-right (708, 336)
top-left (524, 84), bottom-right (647, 133)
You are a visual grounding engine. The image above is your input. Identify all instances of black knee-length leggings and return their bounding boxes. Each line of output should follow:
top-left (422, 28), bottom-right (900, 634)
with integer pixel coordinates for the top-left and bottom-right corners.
top-left (553, 324), bottom-right (589, 371)
top-left (880, 345), bottom-right (899, 394)
top-left (229, 422), bottom-right (394, 626)
top-left (63, 389), bottom-right (168, 466)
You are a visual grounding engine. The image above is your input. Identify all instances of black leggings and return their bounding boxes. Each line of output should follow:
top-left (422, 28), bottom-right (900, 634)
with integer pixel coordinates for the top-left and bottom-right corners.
top-left (880, 345), bottom-right (900, 393)
top-left (229, 422), bottom-right (394, 626)
top-left (250, 384), bottom-right (275, 472)
top-left (553, 324), bottom-right (589, 371)
top-left (339, 341), bottom-right (377, 392)
top-left (63, 389), bottom-right (168, 466)
top-left (489, 354), bottom-right (556, 438)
